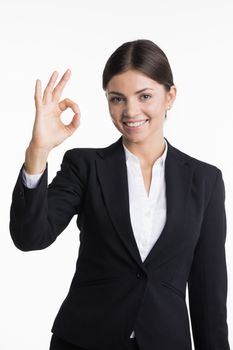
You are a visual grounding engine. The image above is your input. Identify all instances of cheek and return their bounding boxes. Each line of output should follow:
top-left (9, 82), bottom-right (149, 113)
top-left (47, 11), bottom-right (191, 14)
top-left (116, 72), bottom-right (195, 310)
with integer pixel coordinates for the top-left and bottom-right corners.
top-left (109, 106), bottom-right (120, 120)
top-left (109, 112), bottom-right (119, 125)
top-left (146, 101), bottom-right (165, 116)
top-left (108, 104), bottom-right (115, 115)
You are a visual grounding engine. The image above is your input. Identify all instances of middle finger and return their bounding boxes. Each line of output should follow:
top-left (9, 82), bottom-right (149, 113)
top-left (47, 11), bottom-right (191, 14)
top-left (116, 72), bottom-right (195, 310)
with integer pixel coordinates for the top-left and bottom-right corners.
top-left (52, 69), bottom-right (71, 101)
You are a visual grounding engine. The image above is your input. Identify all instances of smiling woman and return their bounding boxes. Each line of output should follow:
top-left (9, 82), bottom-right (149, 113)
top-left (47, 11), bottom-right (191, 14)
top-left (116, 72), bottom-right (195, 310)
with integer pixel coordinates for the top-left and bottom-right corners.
top-left (105, 70), bottom-right (176, 150)
top-left (9, 39), bottom-right (230, 350)
top-left (103, 41), bottom-right (176, 165)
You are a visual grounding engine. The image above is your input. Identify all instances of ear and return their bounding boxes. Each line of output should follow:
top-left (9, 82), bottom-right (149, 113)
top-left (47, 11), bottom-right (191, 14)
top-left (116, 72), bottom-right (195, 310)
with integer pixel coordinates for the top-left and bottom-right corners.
top-left (166, 85), bottom-right (177, 107)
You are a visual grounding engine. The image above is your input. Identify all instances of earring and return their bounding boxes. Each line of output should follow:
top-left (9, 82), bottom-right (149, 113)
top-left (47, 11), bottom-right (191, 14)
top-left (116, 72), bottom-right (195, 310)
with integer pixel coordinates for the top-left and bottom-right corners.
top-left (167, 105), bottom-right (171, 110)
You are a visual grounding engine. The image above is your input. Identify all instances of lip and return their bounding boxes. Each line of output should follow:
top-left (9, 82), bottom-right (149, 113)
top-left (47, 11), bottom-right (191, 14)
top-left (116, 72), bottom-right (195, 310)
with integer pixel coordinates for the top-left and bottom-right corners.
top-left (123, 119), bottom-right (148, 123)
top-left (122, 119), bottom-right (149, 131)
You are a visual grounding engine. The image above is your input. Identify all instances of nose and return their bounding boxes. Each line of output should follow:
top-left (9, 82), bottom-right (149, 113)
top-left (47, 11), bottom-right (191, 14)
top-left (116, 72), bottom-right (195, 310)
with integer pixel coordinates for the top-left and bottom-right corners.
top-left (122, 99), bottom-right (140, 118)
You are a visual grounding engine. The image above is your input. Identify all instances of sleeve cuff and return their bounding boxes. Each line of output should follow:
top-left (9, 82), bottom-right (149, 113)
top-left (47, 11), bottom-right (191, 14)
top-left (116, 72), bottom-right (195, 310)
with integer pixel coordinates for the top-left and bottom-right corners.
top-left (22, 166), bottom-right (45, 189)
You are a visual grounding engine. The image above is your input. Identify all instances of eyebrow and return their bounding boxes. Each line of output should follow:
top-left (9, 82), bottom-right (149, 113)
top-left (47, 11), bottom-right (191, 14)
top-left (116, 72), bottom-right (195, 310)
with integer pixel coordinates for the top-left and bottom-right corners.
top-left (107, 88), bottom-right (154, 96)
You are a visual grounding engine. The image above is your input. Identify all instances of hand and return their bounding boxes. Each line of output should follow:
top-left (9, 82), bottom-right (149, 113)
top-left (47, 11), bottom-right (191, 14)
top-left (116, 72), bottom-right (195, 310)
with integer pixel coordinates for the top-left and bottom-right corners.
top-left (29, 69), bottom-right (81, 152)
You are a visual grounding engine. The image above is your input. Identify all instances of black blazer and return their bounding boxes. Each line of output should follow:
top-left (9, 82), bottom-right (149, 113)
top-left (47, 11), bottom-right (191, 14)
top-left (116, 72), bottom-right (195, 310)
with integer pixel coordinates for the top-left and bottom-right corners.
top-left (9, 136), bottom-right (230, 350)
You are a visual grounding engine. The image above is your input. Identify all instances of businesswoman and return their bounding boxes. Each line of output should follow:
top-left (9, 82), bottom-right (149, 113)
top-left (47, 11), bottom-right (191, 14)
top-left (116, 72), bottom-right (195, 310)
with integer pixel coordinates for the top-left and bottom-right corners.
top-left (9, 39), bottom-right (230, 350)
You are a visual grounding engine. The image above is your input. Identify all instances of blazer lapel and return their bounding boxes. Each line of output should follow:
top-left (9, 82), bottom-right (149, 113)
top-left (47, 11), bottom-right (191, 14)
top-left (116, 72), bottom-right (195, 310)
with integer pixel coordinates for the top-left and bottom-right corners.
top-left (95, 136), bottom-right (194, 272)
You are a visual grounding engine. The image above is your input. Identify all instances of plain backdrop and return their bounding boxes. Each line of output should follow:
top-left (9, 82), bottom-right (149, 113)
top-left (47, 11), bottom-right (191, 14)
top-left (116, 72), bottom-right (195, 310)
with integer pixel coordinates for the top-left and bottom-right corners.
top-left (0, 0), bottom-right (232, 349)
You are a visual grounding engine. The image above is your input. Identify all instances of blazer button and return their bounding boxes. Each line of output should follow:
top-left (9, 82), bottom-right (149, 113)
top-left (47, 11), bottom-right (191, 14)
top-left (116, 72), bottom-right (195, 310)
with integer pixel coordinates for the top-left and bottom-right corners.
top-left (19, 190), bottom-right (24, 198)
top-left (136, 272), bottom-right (144, 280)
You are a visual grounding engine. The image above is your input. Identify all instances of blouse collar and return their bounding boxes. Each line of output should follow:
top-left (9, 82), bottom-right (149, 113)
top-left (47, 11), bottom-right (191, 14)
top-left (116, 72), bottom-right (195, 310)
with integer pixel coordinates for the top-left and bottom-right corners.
top-left (122, 138), bottom-right (168, 168)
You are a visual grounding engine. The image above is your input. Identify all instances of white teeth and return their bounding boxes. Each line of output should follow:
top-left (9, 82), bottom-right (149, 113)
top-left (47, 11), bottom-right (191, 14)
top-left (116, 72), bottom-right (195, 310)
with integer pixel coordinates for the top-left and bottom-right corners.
top-left (125, 120), bottom-right (148, 127)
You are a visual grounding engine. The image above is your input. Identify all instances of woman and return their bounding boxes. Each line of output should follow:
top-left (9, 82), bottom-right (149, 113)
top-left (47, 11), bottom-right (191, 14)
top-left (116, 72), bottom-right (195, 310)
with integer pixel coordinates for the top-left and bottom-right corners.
top-left (9, 39), bottom-right (230, 350)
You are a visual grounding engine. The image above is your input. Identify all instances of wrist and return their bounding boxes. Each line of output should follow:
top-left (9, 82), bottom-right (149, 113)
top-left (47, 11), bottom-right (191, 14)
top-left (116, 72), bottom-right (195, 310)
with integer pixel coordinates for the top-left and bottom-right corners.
top-left (24, 142), bottom-right (50, 175)
top-left (27, 140), bottom-right (52, 155)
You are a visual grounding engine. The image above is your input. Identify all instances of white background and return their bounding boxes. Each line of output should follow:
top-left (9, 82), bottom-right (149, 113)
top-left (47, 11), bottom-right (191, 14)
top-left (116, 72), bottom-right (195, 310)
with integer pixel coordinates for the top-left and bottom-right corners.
top-left (0, 0), bottom-right (232, 348)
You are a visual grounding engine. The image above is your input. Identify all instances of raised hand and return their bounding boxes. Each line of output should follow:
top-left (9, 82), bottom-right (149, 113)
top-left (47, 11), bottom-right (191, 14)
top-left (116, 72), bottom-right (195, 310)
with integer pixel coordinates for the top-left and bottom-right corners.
top-left (24, 69), bottom-right (81, 174)
top-left (30, 69), bottom-right (81, 152)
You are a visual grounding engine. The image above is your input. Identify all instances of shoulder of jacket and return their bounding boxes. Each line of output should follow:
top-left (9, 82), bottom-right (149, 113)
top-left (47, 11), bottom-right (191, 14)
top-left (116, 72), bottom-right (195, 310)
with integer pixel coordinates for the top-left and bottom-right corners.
top-left (170, 143), bottom-right (221, 176)
top-left (171, 145), bottom-right (224, 206)
top-left (66, 147), bottom-right (95, 156)
top-left (63, 146), bottom-right (107, 165)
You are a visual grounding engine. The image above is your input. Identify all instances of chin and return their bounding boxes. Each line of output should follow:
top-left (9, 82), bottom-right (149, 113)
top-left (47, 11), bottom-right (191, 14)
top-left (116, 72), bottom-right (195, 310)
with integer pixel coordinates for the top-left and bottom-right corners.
top-left (122, 133), bottom-right (148, 143)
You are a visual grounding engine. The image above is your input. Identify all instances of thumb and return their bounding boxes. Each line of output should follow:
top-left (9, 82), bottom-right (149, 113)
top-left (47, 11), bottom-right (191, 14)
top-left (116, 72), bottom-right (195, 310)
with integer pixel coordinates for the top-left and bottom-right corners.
top-left (65, 113), bottom-right (80, 135)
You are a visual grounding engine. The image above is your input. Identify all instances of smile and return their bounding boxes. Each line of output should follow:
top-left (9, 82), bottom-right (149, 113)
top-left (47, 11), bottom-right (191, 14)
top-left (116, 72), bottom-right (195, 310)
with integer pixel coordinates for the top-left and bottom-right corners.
top-left (123, 119), bottom-right (149, 129)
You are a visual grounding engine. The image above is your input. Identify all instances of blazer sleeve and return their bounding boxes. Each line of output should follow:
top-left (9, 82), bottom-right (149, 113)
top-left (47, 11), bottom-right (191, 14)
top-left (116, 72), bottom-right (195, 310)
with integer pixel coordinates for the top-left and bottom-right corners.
top-left (188, 169), bottom-right (230, 349)
top-left (9, 149), bottom-right (85, 251)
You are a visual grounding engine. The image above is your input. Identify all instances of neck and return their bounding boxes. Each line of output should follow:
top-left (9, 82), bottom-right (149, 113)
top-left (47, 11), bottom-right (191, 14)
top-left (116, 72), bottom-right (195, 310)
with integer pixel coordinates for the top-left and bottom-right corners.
top-left (122, 132), bottom-right (166, 168)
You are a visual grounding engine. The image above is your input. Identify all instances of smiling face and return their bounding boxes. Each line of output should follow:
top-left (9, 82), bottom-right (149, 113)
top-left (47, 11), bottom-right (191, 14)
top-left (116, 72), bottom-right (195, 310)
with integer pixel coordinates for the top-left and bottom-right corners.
top-left (105, 69), bottom-right (176, 147)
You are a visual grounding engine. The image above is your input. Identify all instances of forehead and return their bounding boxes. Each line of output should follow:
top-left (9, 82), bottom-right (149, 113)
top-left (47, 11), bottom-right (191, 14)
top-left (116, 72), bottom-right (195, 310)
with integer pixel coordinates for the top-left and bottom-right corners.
top-left (106, 69), bottom-right (163, 92)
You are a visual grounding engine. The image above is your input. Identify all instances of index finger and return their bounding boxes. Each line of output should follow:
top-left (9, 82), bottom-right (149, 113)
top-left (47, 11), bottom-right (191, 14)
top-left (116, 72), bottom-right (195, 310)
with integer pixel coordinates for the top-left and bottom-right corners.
top-left (58, 98), bottom-right (80, 114)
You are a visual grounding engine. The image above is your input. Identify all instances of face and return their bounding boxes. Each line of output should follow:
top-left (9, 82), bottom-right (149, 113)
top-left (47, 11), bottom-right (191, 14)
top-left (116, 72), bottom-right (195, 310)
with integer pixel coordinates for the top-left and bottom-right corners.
top-left (105, 69), bottom-right (176, 145)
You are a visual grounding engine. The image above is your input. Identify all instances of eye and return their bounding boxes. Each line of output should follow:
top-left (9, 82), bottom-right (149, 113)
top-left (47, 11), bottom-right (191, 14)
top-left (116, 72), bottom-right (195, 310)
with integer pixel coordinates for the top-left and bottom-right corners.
top-left (140, 94), bottom-right (152, 101)
top-left (110, 96), bottom-right (124, 104)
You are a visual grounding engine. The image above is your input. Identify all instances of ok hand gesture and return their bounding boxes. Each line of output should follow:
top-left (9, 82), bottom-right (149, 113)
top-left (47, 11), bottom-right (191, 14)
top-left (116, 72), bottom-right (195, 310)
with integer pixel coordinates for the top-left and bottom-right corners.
top-left (30, 69), bottom-right (81, 152)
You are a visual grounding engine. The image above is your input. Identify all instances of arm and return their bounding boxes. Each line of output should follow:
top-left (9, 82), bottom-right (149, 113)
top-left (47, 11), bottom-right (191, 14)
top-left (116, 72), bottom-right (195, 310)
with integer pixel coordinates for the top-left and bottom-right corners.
top-left (188, 169), bottom-right (230, 349)
top-left (9, 69), bottom-right (82, 251)
top-left (9, 149), bottom-right (85, 251)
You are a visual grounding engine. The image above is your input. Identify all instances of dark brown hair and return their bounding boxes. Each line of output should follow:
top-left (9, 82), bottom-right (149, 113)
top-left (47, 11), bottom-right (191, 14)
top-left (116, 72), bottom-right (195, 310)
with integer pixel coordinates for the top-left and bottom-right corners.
top-left (102, 39), bottom-right (174, 118)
